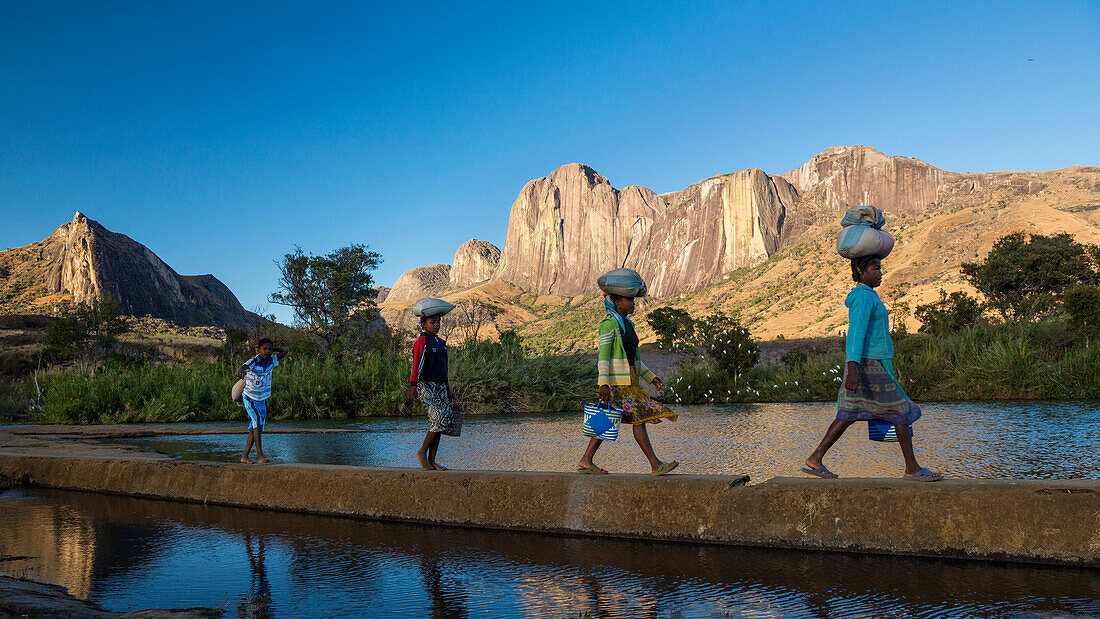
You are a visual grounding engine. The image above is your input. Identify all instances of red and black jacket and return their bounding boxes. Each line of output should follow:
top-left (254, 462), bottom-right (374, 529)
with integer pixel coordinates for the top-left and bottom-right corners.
top-left (410, 332), bottom-right (448, 384)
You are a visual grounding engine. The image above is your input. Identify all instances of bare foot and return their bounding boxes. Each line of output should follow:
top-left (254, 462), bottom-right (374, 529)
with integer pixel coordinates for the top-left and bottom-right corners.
top-left (256, 457), bottom-right (272, 464)
top-left (431, 461), bottom-right (448, 471)
top-left (240, 457), bottom-right (254, 464)
top-left (416, 449), bottom-right (433, 470)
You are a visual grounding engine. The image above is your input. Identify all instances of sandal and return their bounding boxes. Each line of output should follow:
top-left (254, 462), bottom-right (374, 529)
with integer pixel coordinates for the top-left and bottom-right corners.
top-left (652, 461), bottom-right (679, 476)
top-left (577, 464), bottom-right (608, 475)
top-left (801, 465), bottom-right (838, 479)
top-left (903, 467), bottom-right (944, 482)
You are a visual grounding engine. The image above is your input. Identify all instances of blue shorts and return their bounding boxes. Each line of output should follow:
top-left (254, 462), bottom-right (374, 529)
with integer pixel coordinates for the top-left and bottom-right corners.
top-left (243, 397), bottom-right (267, 431)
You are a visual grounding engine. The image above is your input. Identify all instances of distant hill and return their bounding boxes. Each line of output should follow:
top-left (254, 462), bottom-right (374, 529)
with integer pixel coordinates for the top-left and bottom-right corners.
top-left (0, 212), bottom-right (258, 328)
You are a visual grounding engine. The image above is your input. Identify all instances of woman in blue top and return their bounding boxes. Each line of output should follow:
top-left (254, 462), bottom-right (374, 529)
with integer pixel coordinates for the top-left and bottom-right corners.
top-left (803, 256), bottom-right (943, 481)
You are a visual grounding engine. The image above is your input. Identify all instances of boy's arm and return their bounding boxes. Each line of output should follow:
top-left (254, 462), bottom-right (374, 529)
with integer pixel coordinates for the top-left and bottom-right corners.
top-left (274, 346), bottom-right (290, 360)
top-left (235, 358), bottom-right (251, 379)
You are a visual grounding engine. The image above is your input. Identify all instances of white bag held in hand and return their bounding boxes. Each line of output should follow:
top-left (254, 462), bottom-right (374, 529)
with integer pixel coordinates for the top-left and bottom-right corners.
top-left (231, 378), bottom-right (246, 403)
top-left (412, 297), bottom-right (455, 317)
top-left (597, 268), bottom-right (647, 298)
top-left (837, 205), bottom-right (895, 259)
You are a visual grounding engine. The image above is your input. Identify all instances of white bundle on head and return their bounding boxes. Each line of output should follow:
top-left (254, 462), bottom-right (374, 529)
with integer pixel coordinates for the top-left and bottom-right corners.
top-left (412, 297), bottom-right (455, 317)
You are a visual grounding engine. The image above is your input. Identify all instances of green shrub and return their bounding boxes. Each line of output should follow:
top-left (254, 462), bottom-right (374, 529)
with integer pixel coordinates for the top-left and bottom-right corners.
top-left (915, 290), bottom-right (984, 335)
top-left (1064, 285), bottom-right (1100, 332)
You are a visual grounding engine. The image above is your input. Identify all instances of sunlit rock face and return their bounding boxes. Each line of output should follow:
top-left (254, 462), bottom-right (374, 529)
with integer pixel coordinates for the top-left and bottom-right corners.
top-left (494, 163), bottom-right (795, 297)
top-left (494, 163), bottom-right (668, 296)
top-left (450, 240), bottom-right (500, 289)
top-left (387, 264), bottom-right (452, 303)
top-left (627, 169), bottom-right (798, 298)
top-left (0, 212), bottom-right (255, 327)
top-left (782, 145), bottom-right (953, 216)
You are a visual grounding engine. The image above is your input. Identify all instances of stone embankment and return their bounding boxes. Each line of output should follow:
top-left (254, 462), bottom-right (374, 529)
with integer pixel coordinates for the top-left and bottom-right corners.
top-left (1, 428), bottom-right (1097, 567)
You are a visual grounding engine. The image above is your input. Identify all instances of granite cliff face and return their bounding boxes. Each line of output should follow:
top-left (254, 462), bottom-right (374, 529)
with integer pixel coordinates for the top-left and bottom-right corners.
top-left (0, 213), bottom-right (256, 327)
top-left (489, 146), bottom-right (1041, 297)
top-left (627, 169), bottom-right (798, 297)
top-left (387, 264), bottom-right (452, 303)
top-left (450, 240), bottom-right (501, 288)
top-left (494, 164), bottom-right (667, 295)
top-left (782, 145), bottom-right (953, 216)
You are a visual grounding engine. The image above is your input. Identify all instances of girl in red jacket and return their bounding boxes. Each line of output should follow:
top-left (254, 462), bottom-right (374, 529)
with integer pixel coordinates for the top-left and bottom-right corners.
top-left (406, 314), bottom-right (461, 470)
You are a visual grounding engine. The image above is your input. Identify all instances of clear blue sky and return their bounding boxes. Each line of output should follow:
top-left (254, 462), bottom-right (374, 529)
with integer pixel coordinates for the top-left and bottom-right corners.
top-left (2, 1), bottom-right (1098, 323)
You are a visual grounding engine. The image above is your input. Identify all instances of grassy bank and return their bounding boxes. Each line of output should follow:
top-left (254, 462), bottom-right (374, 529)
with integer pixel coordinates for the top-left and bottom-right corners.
top-left (21, 340), bottom-right (595, 424)
top-left (663, 320), bottom-right (1100, 404)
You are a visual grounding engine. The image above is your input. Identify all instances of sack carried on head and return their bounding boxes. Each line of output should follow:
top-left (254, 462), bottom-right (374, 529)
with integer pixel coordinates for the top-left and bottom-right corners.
top-left (837, 205), bottom-right (895, 259)
top-left (597, 268), bottom-right (647, 298)
top-left (412, 297), bottom-right (455, 317)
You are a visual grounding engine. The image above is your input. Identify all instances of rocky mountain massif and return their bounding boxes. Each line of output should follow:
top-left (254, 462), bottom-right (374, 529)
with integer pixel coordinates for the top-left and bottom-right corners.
top-left (0, 213), bottom-right (257, 328)
top-left (381, 145), bottom-right (1100, 350)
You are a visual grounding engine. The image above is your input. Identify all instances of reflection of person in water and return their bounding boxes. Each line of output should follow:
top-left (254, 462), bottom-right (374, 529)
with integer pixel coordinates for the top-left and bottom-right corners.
top-left (415, 552), bottom-right (467, 619)
top-left (244, 532), bottom-right (273, 618)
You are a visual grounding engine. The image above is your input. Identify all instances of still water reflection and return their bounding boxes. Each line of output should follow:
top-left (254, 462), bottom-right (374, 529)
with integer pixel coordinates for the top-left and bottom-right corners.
top-left (1, 487), bottom-right (1097, 618)
top-left (119, 401), bottom-right (1100, 481)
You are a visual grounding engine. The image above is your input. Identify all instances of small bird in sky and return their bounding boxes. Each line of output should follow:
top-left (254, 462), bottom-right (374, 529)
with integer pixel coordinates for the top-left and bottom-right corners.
top-left (1028, 58), bottom-right (1035, 61)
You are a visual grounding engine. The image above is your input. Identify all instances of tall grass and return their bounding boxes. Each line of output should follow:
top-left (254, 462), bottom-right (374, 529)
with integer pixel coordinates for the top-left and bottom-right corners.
top-left (31, 340), bottom-right (597, 424)
top-left (664, 320), bottom-right (1100, 404)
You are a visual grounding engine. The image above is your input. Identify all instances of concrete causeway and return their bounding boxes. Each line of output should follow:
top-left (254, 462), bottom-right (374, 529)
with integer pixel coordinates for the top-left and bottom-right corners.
top-left (1, 427), bottom-right (1098, 567)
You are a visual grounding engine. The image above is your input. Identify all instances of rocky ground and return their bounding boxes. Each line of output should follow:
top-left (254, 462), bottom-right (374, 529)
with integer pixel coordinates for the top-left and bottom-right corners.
top-left (0, 575), bottom-right (222, 618)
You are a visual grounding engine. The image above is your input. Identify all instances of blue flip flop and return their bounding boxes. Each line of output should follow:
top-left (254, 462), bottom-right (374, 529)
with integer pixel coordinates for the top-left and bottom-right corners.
top-left (801, 465), bottom-right (838, 479)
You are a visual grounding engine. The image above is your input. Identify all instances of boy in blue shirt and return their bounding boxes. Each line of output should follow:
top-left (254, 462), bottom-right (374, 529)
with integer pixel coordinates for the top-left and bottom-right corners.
top-left (236, 338), bottom-right (289, 464)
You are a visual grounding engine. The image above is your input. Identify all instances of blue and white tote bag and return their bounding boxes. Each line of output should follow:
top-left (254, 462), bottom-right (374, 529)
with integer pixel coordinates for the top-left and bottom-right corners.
top-left (583, 401), bottom-right (624, 441)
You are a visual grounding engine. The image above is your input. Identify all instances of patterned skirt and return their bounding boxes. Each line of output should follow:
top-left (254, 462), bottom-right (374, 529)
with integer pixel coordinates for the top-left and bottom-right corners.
top-left (610, 369), bottom-right (678, 425)
top-left (837, 358), bottom-right (921, 425)
top-left (417, 381), bottom-right (462, 436)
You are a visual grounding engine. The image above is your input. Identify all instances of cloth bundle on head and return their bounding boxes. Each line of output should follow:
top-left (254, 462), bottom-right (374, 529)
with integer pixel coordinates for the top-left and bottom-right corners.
top-left (836, 205), bottom-right (895, 259)
top-left (412, 297), bottom-right (455, 318)
top-left (598, 268), bottom-right (647, 334)
top-left (597, 268), bottom-right (647, 298)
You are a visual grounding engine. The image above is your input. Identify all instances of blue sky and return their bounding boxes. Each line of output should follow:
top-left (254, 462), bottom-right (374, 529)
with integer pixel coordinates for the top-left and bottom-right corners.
top-left (2, 1), bottom-right (1098, 322)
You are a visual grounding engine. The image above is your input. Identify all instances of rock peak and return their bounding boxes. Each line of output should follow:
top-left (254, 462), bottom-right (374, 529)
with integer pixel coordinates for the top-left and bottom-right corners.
top-left (72, 211), bottom-right (87, 224)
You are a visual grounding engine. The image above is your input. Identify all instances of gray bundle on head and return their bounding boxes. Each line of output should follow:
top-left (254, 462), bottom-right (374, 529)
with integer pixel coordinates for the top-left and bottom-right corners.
top-left (597, 268), bottom-right (647, 298)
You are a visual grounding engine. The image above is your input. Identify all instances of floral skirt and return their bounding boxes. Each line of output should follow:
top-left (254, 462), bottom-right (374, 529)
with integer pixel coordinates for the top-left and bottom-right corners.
top-left (609, 369), bottom-right (678, 425)
top-left (837, 358), bottom-right (921, 425)
top-left (417, 381), bottom-right (462, 436)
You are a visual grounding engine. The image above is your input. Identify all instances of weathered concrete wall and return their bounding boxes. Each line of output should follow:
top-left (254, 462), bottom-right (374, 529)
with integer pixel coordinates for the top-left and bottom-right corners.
top-left (2, 453), bottom-right (1097, 567)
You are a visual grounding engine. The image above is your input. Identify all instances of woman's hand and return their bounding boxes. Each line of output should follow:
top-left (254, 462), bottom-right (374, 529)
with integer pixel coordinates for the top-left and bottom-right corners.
top-left (652, 378), bottom-right (665, 392)
top-left (406, 384), bottom-right (417, 403)
top-left (844, 361), bottom-right (860, 391)
top-left (598, 384), bottom-right (611, 403)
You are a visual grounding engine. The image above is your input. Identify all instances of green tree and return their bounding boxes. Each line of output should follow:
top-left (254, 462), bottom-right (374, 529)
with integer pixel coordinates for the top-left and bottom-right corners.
top-left (646, 307), bottom-right (695, 350)
top-left (961, 232), bottom-right (1100, 320)
top-left (44, 295), bottom-right (129, 375)
top-left (915, 290), bottom-right (984, 335)
top-left (270, 244), bottom-right (382, 349)
top-left (1063, 285), bottom-right (1100, 332)
top-left (700, 311), bottom-right (759, 383)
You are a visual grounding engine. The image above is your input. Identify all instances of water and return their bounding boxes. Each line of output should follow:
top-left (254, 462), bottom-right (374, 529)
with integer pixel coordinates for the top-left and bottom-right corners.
top-left (116, 401), bottom-right (1100, 481)
top-left (1, 487), bottom-right (1097, 618)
